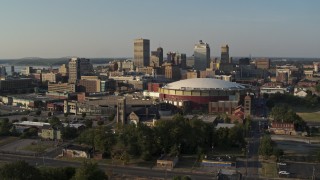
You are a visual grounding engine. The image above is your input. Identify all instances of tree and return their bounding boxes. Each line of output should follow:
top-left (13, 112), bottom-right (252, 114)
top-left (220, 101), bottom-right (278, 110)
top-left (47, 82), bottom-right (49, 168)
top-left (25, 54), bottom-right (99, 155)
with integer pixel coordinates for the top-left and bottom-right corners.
top-left (48, 112), bottom-right (52, 117)
top-left (270, 104), bottom-right (289, 122)
top-left (20, 127), bottom-right (38, 138)
top-left (36, 110), bottom-right (42, 116)
top-left (21, 116), bottom-right (28, 121)
top-left (0, 160), bottom-right (41, 180)
top-left (317, 150), bottom-right (320, 162)
top-left (49, 116), bottom-right (62, 129)
top-left (0, 118), bottom-right (12, 136)
top-left (62, 126), bottom-right (78, 140)
top-left (85, 119), bottom-right (93, 128)
top-left (82, 112), bottom-right (87, 119)
top-left (315, 84), bottom-right (320, 92)
top-left (97, 120), bottom-right (104, 126)
top-left (173, 176), bottom-right (192, 180)
top-left (40, 166), bottom-right (76, 180)
top-left (259, 135), bottom-right (273, 158)
top-left (108, 113), bottom-right (115, 121)
top-left (273, 148), bottom-right (284, 161)
top-left (64, 113), bottom-right (69, 118)
top-left (73, 161), bottom-right (107, 180)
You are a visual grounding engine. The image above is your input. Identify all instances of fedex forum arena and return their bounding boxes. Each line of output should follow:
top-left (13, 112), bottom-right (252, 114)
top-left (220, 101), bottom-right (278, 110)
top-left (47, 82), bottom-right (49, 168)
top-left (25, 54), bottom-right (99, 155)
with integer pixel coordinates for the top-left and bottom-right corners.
top-left (158, 78), bottom-right (249, 109)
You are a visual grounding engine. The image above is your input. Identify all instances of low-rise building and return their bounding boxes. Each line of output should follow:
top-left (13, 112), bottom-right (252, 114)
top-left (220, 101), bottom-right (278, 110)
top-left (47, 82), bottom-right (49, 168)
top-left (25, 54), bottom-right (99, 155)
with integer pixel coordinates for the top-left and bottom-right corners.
top-left (260, 87), bottom-right (287, 94)
top-left (41, 125), bottom-right (61, 140)
top-left (208, 101), bottom-right (238, 114)
top-left (269, 122), bottom-right (296, 135)
top-left (294, 88), bottom-right (308, 97)
top-left (62, 144), bottom-right (93, 158)
top-left (156, 154), bottom-right (179, 169)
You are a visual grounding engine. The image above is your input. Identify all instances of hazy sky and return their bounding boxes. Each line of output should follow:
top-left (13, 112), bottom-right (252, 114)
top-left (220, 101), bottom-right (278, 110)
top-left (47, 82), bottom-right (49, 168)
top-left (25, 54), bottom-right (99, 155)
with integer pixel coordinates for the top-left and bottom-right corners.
top-left (0, 0), bottom-right (320, 59)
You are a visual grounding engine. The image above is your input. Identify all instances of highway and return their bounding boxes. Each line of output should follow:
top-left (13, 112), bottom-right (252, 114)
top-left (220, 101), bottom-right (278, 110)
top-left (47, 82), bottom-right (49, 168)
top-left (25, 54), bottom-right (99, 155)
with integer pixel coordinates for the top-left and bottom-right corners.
top-left (0, 154), bottom-right (217, 180)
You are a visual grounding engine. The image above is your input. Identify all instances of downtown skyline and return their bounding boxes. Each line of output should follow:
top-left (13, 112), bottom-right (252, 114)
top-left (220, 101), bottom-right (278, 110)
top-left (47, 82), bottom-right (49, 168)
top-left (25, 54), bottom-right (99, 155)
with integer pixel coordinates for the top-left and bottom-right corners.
top-left (0, 0), bottom-right (320, 59)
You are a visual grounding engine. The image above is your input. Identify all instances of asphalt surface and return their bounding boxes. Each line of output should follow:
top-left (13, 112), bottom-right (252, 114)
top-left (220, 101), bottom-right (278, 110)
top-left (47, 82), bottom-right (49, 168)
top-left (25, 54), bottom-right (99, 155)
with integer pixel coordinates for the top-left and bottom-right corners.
top-left (0, 154), bottom-right (217, 180)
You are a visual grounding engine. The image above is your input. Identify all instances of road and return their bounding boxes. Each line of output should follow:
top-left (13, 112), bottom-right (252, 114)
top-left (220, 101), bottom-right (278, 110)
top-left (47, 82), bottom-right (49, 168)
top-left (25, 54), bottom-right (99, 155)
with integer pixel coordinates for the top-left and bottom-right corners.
top-left (0, 154), bottom-right (217, 180)
top-left (237, 119), bottom-right (262, 179)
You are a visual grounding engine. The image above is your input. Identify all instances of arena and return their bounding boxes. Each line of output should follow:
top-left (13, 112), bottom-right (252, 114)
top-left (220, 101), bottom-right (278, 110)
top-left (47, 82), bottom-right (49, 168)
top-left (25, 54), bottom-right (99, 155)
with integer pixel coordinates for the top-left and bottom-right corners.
top-left (158, 78), bottom-right (249, 109)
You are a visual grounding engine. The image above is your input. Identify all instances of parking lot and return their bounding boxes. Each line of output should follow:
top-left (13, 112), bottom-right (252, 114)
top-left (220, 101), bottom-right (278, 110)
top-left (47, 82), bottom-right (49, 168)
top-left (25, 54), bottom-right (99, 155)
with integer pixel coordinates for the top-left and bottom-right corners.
top-left (278, 161), bottom-right (320, 179)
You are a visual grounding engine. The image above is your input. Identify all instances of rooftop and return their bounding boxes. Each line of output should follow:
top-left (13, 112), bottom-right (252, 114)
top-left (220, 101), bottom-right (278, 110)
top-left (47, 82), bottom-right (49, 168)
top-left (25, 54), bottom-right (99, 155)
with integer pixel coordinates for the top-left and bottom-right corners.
top-left (162, 78), bottom-right (245, 90)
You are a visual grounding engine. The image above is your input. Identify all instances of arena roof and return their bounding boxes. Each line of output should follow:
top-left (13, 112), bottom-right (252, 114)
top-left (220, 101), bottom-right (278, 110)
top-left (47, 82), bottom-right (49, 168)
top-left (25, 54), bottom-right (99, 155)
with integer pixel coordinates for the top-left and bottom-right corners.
top-left (162, 78), bottom-right (245, 90)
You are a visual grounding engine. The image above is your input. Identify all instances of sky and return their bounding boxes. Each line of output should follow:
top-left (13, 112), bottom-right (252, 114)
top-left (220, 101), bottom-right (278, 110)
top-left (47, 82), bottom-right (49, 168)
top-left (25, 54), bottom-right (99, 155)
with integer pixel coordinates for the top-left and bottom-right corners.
top-left (0, 0), bottom-right (320, 59)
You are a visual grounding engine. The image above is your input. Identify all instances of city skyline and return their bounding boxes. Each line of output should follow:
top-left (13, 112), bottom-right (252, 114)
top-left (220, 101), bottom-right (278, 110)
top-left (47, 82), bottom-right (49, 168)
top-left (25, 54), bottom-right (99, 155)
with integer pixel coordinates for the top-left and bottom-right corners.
top-left (0, 0), bottom-right (320, 59)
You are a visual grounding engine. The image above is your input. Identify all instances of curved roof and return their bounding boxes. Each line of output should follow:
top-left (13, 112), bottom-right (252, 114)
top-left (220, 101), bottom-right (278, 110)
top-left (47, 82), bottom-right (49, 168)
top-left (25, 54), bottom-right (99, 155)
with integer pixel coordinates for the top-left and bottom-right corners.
top-left (162, 78), bottom-right (245, 90)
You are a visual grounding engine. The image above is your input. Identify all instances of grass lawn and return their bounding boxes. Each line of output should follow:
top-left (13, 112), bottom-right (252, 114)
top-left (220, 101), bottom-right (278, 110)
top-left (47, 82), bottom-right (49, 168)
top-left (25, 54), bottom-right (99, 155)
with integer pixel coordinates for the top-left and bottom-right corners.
top-left (259, 161), bottom-right (278, 178)
top-left (19, 143), bottom-right (53, 153)
top-left (296, 112), bottom-right (320, 122)
top-left (0, 136), bottom-right (19, 147)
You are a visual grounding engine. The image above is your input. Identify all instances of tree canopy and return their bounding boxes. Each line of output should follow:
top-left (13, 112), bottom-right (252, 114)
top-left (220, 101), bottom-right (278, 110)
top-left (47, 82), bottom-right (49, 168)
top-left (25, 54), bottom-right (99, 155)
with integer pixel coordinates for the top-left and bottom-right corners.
top-left (74, 161), bottom-right (107, 180)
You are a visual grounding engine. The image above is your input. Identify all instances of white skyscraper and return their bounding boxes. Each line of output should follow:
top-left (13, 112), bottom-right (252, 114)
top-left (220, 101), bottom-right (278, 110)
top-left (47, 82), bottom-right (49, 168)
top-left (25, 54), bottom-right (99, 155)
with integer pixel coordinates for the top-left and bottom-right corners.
top-left (194, 40), bottom-right (210, 71)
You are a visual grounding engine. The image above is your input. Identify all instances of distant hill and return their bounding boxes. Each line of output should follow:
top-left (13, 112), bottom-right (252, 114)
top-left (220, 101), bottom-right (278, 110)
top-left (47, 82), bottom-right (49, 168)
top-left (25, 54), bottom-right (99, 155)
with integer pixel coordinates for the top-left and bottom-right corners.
top-left (0, 57), bottom-right (128, 66)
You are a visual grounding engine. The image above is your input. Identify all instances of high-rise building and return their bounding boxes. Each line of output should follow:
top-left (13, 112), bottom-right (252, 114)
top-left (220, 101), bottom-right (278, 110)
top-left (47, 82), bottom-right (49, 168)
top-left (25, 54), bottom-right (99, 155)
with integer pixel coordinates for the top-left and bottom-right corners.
top-left (221, 44), bottom-right (229, 64)
top-left (68, 57), bottom-right (93, 84)
top-left (59, 64), bottom-right (68, 76)
top-left (11, 66), bottom-right (14, 74)
top-left (150, 47), bottom-right (163, 67)
top-left (194, 40), bottom-right (210, 71)
top-left (134, 38), bottom-right (150, 67)
top-left (0, 66), bottom-right (6, 77)
top-left (78, 79), bottom-right (101, 93)
top-left (164, 63), bottom-right (181, 80)
top-left (255, 58), bottom-right (270, 69)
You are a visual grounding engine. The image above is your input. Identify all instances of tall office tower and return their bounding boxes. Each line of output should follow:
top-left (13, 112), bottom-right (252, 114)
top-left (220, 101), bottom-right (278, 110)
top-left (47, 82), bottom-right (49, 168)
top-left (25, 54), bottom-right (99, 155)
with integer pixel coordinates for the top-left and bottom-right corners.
top-left (134, 38), bottom-right (150, 68)
top-left (150, 47), bottom-right (163, 67)
top-left (0, 66), bottom-right (6, 77)
top-left (59, 64), bottom-right (68, 76)
top-left (11, 66), bottom-right (14, 74)
top-left (221, 44), bottom-right (230, 64)
top-left (166, 52), bottom-right (186, 69)
top-left (194, 40), bottom-right (210, 71)
top-left (166, 52), bottom-right (176, 64)
top-left (116, 98), bottom-right (126, 125)
top-left (68, 57), bottom-right (93, 84)
top-left (180, 53), bottom-right (187, 69)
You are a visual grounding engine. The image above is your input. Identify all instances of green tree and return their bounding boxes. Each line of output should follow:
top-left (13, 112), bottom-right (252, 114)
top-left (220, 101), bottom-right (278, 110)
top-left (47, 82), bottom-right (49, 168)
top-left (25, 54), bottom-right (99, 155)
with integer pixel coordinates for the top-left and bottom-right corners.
top-left (97, 120), bottom-right (104, 126)
top-left (64, 113), bottom-right (69, 117)
top-left (40, 166), bottom-right (76, 180)
top-left (21, 116), bottom-right (28, 121)
top-left (259, 135), bottom-right (273, 158)
top-left (317, 150), bottom-right (320, 162)
top-left (36, 110), bottom-right (42, 116)
top-left (85, 119), bottom-right (93, 128)
top-left (315, 84), bottom-right (320, 92)
top-left (0, 118), bottom-right (12, 136)
top-left (273, 148), bottom-right (284, 161)
top-left (73, 161), bottom-right (107, 180)
top-left (62, 126), bottom-right (78, 140)
top-left (49, 116), bottom-right (62, 129)
top-left (20, 127), bottom-right (38, 138)
top-left (108, 113), bottom-right (115, 121)
top-left (82, 112), bottom-right (87, 119)
top-left (77, 129), bottom-right (95, 148)
top-left (0, 160), bottom-right (41, 180)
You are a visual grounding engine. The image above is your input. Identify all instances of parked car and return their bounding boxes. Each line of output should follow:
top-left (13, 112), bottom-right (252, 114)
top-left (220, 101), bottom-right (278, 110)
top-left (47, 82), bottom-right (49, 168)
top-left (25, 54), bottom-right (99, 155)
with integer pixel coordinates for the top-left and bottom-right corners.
top-left (277, 162), bottom-right (287, 166)
top-left (279, 171), bottom-right (290, 175)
